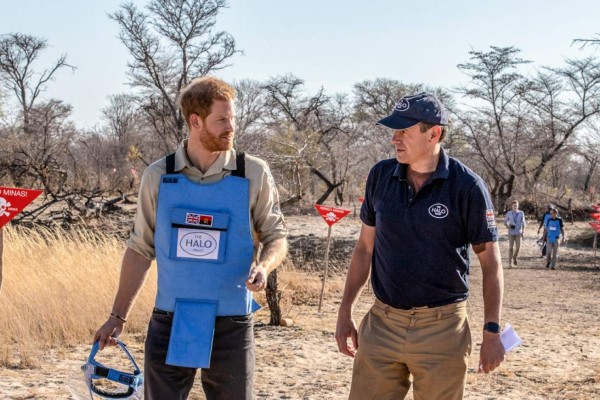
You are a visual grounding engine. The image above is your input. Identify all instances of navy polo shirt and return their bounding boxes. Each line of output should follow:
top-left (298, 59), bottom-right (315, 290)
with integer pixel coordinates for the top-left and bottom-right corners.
top-left (361, 148), bottom-right (498, 309)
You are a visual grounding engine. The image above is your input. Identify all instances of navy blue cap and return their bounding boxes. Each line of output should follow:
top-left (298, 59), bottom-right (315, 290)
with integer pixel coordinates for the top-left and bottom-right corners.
top-left (377, 92), bottom-right (448, 129)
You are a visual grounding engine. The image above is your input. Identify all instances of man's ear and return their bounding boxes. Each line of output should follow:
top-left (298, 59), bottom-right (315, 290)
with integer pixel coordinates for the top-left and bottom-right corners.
top-left (430, 126), bottom-right (441, 142)
top-left (190, 114), bottom-right (203, 130)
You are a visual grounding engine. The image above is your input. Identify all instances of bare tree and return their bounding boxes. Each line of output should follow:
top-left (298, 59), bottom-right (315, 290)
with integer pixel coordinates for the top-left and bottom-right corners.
top-left (261, 75), bottom-right (356, 205)
top-left (233, 79), bottom-right (268, 152)
top-left (568, 117), bottom-right (600, 197)
top-left (522, 58), bottom-right (600, 183)
top-left (0, 33), bottom-right (74, 132)
top-left (110, 0), bottom-right (240, 151)
top-left (7, 100), bottom-right (75, 193)
top-left (573, 34), bottom-right (600, 48)
top-left (453, 46), bottom-right (532, 208)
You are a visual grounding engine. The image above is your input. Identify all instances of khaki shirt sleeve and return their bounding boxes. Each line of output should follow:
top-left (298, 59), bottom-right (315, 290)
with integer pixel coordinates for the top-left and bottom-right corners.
top-left (246, 155), bottom-right (288, 244)
top-left (126, 159), bottom-right (165, 260)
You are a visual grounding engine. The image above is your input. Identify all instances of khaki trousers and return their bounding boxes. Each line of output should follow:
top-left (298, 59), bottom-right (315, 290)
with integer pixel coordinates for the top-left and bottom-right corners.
top-left (349, 299), bottom-right (471, 400)
top-left (546, 240), bottom-right (560, 269)
top-left (508, 234), bottom-right (521, 264)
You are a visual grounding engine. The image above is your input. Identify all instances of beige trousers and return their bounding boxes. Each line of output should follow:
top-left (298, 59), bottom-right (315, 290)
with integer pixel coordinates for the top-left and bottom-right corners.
top-left (349, 299), bottom-right (471, 400)
top-left (508, 234), bottom-right (521, 264)
top-left (546, 240), bottom-right (560, 268)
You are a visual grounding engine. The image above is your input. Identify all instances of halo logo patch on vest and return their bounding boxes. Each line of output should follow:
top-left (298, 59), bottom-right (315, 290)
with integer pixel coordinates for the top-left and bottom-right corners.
top-left (186, 212), bottom-right (213, 227)
top-left (428, 203), bottom-right (449, 219)
top-left (177, 229), bottom-right (220, 259)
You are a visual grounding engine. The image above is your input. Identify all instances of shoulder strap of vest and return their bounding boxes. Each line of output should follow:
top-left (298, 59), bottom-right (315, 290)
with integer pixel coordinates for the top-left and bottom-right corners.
top-left (231, 152), bottom-right (245, 178)
top-left (165, 152), bottom-right (176, 175)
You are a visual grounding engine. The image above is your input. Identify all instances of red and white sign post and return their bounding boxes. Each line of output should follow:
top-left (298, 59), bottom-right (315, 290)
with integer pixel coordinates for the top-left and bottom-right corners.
top-left (0, 187), bottom-right (43, 229)
top-left (314, 205), bottom-right (351, 313)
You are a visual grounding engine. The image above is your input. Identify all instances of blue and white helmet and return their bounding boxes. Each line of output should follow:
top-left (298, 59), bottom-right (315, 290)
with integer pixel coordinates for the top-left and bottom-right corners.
top-left (68, 340), bottom-right (143, 399)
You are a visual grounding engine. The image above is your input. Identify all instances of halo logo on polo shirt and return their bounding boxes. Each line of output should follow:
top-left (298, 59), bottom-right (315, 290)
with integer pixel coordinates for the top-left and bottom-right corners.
top-left (395, 98), bottom-right (410, 112)
top-left (428, 203), bottom-right (449, 219)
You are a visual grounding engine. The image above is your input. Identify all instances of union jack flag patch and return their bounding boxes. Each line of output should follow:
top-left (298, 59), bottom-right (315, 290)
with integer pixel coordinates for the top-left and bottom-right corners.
top-left (186, 213), bottom-right (213, 227)
top-left (486, 209), bottom-right (497, 229)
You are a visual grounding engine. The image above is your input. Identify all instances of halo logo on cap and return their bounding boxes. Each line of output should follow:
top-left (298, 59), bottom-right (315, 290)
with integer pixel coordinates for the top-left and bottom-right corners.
top-left (395, 98), bottom-right (410, 112)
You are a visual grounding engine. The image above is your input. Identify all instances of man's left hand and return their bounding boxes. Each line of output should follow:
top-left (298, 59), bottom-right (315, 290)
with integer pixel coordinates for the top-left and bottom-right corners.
top-left (246, 264), bottom-right (268, 292)
top-left (478, 331), bottom-right (505, 373)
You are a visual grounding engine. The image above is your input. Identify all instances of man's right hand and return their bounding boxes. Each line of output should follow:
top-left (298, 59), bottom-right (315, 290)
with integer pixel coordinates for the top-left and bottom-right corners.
top-left (335, 313), bottom-right (359, 358)
top-left (93, 318), bottom-right (125, 350)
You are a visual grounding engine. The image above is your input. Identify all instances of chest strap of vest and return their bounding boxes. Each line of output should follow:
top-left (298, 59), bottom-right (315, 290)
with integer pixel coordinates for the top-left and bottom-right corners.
top-left (231, 152), bottom-right (245, 178)
top-left (165, 152), bottom-right (245, 177)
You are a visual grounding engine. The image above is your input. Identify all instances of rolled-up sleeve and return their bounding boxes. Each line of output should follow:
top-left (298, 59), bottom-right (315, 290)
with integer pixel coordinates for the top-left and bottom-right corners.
top-left (246, 156), bottom-right (288, 244)
top-left (126, 161), bottom-right (163, 260)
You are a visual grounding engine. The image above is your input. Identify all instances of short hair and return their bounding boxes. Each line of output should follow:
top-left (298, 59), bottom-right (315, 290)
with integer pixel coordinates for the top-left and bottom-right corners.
top-left (420, 122), bottom-right (448, 142)
top-left (178, 76), bottom-right (235, 127)
top-left (512, 200), bottom-right (519, 205)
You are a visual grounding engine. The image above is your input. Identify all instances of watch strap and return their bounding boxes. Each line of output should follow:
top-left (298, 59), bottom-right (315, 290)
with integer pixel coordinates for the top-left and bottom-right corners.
top-left (483, 322), bottom-right (501, 334)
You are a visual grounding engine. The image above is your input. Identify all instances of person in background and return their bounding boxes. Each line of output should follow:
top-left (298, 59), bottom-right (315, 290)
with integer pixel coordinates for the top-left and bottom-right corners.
top-left (335, 92), bottom-right (505, 400)
top-left (543, 208), bottom-right (566, 270)
top-left (537, 204), bottom-right (557, 257)
top-left (504, 200), bottom-right (526, 267)
top-left (537, 204), bottom-right (555, 235)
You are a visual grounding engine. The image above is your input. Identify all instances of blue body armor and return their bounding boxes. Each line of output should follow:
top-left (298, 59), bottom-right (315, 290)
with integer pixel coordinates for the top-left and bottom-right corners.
top-left (154, 152), bottom-right (259, 316)
top-left (152, 152), bottom-right (260, 368)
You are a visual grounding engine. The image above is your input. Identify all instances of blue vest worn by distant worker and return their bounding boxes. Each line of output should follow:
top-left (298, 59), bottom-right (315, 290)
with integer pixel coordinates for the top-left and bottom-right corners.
top-left (154, 152), bottom-right (259, 368)
top-left (545, 217), bottom-right (563, 244)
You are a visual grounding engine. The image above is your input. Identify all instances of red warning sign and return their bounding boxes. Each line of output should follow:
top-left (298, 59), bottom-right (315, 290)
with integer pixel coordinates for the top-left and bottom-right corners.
top-left (590, 222), bottom-right (600, 233)
top-left (590, 213), bottom-right (600, 221)
top-left (0, 186), bottom-right (44, 228)
top-left (314, 205), bottom-right (351, 226)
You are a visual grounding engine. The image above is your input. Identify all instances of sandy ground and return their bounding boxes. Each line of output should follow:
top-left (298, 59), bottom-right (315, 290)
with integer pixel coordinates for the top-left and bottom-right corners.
top-left (1, 215), bottom-right (600, 399)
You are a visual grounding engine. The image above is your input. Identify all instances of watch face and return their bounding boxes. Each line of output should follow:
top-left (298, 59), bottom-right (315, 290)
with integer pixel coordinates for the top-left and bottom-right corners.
top-left (484, 322), bottom-right (500, 334)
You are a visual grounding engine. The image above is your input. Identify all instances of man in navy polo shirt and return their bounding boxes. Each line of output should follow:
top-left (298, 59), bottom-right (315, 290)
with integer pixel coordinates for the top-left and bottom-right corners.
top-left (335, 93), bottom-right (505, 399)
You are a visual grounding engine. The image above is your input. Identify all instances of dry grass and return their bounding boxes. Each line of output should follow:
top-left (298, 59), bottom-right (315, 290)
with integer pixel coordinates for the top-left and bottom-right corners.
top-left (0, 226), bottom-right (157, 368)
top-left (0, 227), bottom-right (342, 369)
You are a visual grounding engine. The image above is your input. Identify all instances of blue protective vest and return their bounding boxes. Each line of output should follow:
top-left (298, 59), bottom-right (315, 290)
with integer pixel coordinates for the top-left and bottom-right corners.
top-left (545, 217), bottom-right (563, 244)
top-left (153, 153), bottom-right (259, 316)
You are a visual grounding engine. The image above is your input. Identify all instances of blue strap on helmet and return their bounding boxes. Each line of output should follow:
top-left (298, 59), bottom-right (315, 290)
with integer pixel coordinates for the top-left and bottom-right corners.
top-left (83, 340), bottom-right (143, 399)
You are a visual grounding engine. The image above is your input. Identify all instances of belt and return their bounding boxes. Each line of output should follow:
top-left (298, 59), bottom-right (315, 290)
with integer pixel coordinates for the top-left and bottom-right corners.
top-left (374, 298), bottom-right (466, 314)
top-left (152, 307), bottom-right (173, 316)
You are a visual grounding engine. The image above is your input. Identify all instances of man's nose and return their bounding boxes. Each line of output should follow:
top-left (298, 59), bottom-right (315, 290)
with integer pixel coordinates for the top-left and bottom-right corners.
top-left (391, 131), bottom-right (402, 143)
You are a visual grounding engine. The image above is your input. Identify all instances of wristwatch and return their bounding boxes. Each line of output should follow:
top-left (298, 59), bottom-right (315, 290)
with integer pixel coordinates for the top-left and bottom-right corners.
top-left (483, 322), bottom-right (501, 334)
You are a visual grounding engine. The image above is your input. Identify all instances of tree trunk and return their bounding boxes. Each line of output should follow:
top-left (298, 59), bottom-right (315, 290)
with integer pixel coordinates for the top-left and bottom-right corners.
top-left (265, 269), bottom-right (282, 326)
top-left (583, 160), bottom-right (597, 193)
top-left (311, 167), bottom-right (343, 205)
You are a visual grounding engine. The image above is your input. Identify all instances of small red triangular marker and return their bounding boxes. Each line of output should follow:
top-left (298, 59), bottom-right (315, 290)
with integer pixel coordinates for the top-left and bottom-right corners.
top-left (314, 205), bottom-right (351, 227)
top-left (0, 186), bottom-right (44, 228)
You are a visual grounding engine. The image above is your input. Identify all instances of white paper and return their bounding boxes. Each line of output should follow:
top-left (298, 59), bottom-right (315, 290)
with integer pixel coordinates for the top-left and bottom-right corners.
top-left (500, 322), bottom-right (522, 352)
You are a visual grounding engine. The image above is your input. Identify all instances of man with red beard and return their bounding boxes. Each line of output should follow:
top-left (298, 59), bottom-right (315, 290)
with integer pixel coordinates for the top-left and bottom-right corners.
top-left (94, 77), bottom-right (288, 399)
